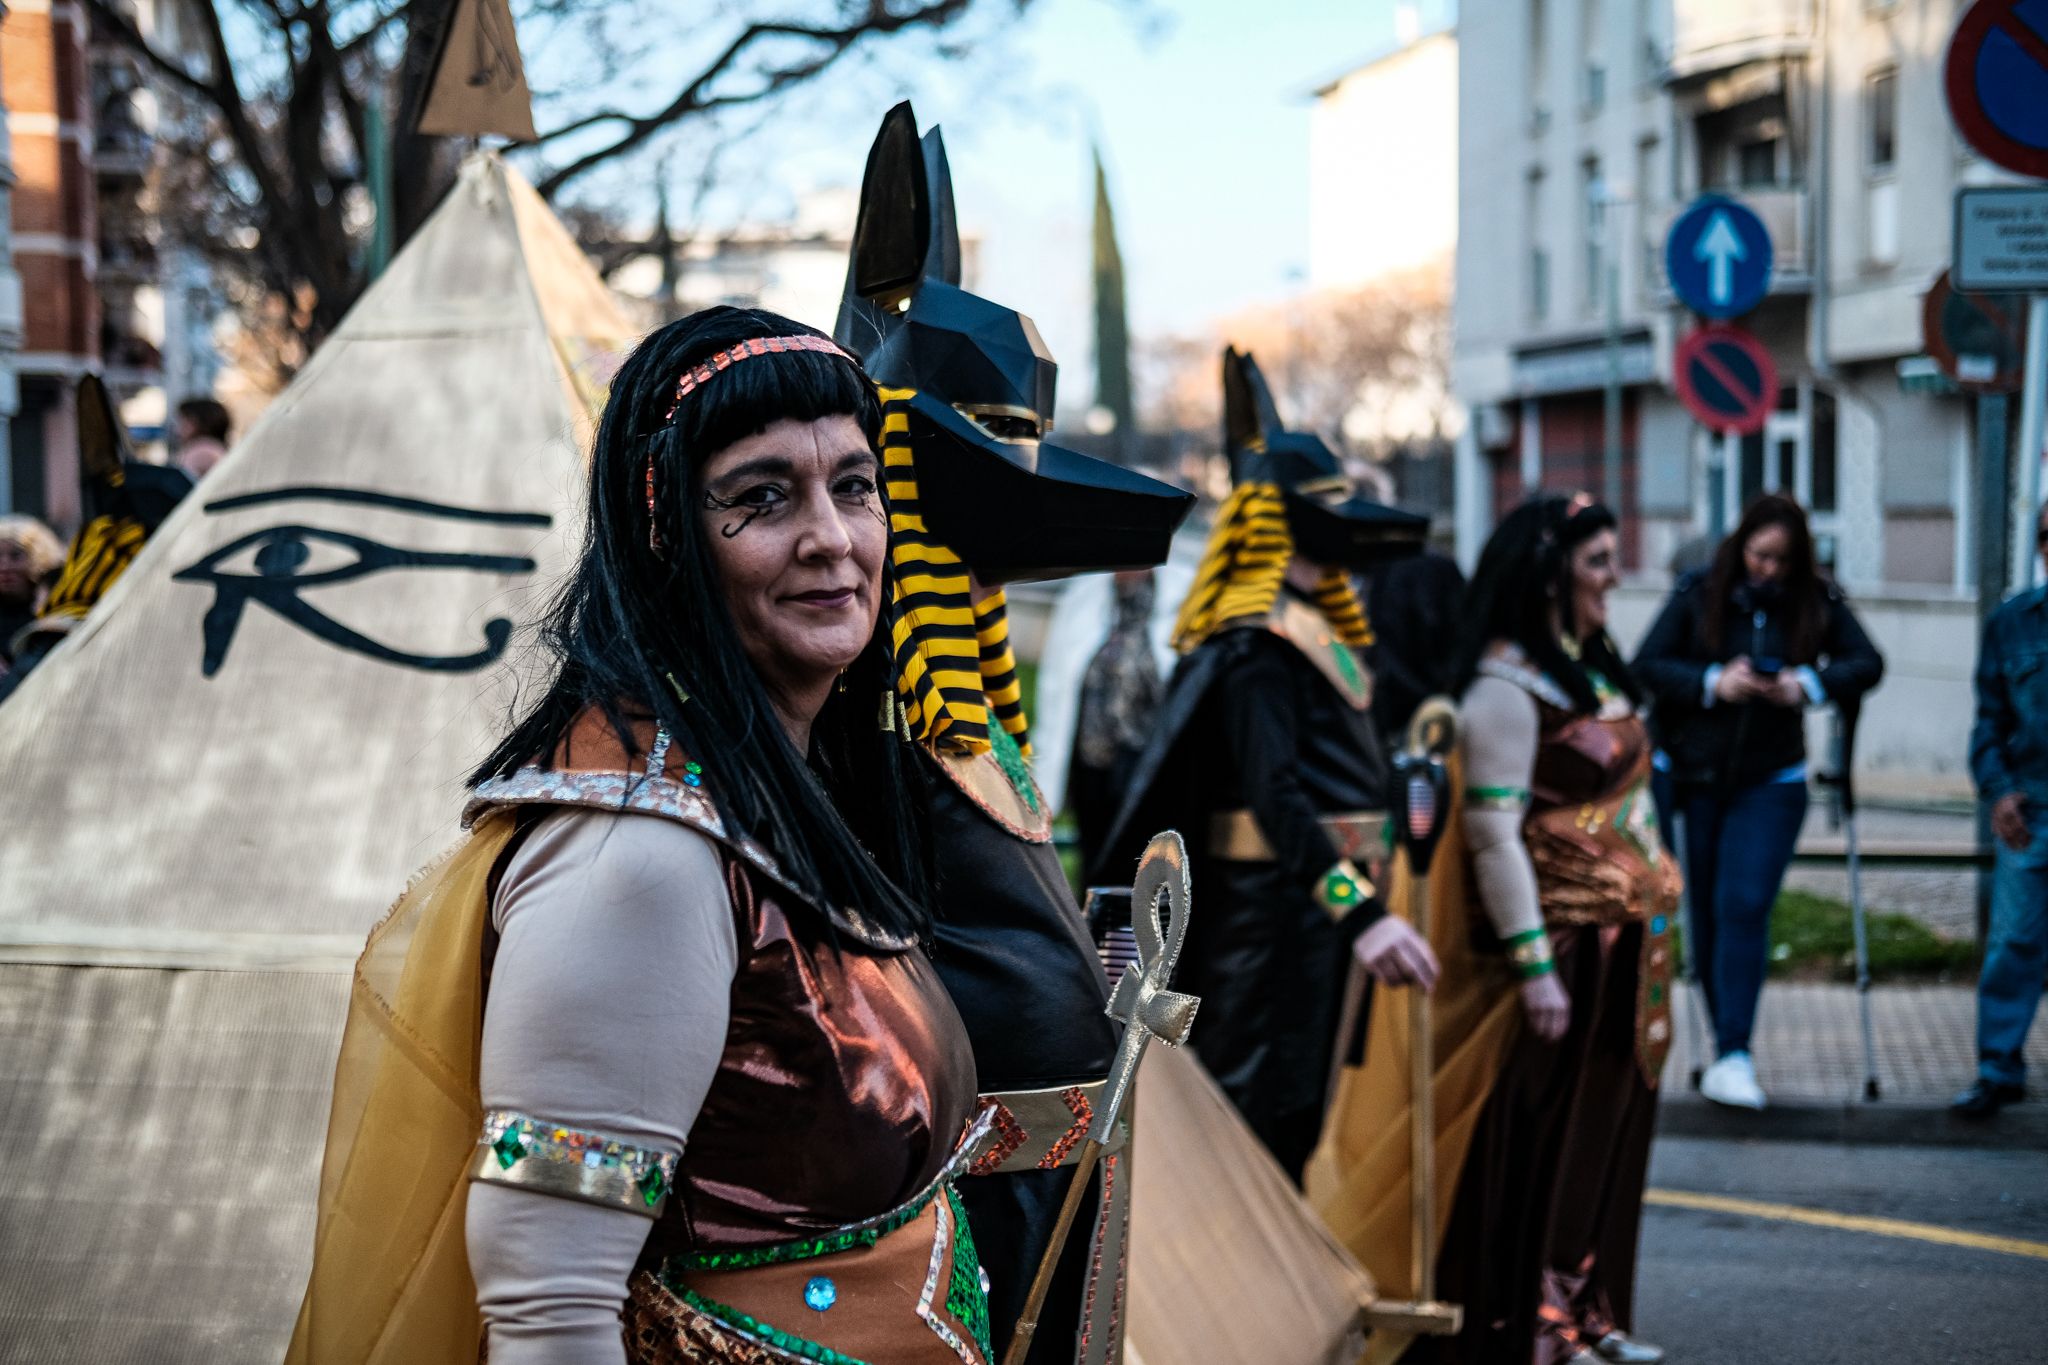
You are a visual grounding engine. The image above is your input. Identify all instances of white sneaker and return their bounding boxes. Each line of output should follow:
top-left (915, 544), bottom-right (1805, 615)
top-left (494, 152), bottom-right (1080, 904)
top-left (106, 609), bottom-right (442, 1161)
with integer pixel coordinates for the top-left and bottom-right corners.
top-left (1700, 1051), bottom-right (1767, 1110)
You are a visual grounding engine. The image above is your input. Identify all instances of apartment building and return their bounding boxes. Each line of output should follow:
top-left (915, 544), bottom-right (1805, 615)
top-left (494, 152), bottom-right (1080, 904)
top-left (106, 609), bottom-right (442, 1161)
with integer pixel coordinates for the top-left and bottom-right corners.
top-left (1, 0), bottom-right (221, 529)
top-left (1452, 0), bottom-right (2019, 789)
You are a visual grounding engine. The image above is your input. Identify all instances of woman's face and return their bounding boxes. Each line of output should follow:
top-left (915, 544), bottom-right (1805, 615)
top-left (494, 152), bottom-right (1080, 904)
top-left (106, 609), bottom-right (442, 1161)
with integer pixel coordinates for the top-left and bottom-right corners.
top-left (1566, 527), bottom-right (1620, 637)
top-left (0, 540), bottom-right (35, 607)
top-left (695, 415), bottom-right (887, 710)
top-left (1743, 521), bottom-right (1792, 584)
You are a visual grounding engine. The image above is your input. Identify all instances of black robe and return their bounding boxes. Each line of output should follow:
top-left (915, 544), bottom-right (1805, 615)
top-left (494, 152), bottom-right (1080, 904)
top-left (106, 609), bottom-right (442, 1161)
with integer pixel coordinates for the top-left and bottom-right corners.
top-left (1094, 596), bottom-right (1391, 1180)
top-left (925, 749), bottom-right (1116, 1365)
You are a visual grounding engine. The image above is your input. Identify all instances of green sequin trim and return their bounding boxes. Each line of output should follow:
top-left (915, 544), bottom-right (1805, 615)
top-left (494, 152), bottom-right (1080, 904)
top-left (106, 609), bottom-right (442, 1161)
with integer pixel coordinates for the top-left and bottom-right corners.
top-left (944, 1187), bottom-right (992, 1358)
top-left (1331, 640), bottom-right (1365, 692)
top-left (988, 722), bottom-right (1039, 814)
top-left (669, 1180), bottom-right (944, 1273)
top-left (676, 1286), bottom-right (871, 1365)
top-left (1465, 784), bottom-right (1531, 804)
top-left (1503, 927), bottom-right (1548, 947)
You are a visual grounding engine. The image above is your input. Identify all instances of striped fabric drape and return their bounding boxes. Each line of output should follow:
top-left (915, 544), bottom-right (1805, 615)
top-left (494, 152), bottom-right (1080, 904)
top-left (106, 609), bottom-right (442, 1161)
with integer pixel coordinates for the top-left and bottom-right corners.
top-left (879, 387), bottom-right (1032, 756)
top-left (40, 516), bottom-right (148, 623)
top-left (1170, 480), bottom-right (1372, 654)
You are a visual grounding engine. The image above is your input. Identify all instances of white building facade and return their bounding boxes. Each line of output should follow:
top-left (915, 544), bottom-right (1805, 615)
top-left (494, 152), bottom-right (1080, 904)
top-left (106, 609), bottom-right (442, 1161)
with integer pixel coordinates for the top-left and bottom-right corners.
top-left (1453, 0), bottom-right (2020, 794)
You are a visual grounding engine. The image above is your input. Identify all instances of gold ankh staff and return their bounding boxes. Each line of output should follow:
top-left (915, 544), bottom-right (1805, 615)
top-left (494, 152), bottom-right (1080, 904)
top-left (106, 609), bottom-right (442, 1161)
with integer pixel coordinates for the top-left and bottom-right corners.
top-left (1000, 830), bottom-right (1200, 1365)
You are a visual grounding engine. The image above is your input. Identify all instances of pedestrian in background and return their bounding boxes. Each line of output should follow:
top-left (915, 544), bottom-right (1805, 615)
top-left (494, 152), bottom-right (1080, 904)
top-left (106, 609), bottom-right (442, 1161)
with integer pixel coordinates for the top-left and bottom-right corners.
top-left (0, 515), bottom-right (65, 666)
top-left (172, 397), bottom-right (232, 482)
top-left (1956, 499), bottom-right (2048, 1119)
top-left (1633, 494), bottom-right (1883, 1110)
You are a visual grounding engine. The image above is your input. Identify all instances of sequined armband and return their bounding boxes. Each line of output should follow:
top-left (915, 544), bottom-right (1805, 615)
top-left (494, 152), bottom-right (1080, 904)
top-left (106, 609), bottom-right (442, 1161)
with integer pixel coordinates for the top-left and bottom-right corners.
top-left (1504, 927), bottom-right (1556, 979)
top-left (469, 1110), bottom-right (681, 1218)
top-left (1465, 784), bottom-right (1531, 812)
top-left (1312, 857), bottom-right (1376, 922)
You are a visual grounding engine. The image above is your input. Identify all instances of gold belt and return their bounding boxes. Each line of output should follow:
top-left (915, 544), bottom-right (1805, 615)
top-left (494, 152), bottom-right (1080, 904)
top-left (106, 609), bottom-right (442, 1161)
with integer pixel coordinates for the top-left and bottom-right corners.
top-left (1208, 809), bottom-right (1389, 864)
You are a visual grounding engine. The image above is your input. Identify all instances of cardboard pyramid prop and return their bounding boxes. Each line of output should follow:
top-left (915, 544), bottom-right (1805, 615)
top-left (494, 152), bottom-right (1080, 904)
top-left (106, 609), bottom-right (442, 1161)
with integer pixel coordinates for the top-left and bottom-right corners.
top-left (0, 153), bottom-right (633, 1362)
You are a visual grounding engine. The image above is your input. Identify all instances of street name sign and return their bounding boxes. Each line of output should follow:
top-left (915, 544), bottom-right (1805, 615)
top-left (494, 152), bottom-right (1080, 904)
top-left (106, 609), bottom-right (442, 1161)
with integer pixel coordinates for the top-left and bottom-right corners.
top-left (1954, 186), bottom-right (2048, 293)
top-left (1666, 195), bottom-right (1774, 319)
top-left (1945, 0), bottom-right (2048, 181)
top-left (1674, 324), bottom-right (1777, 435)
top-left (1923, 268), bottom-right (2030, 392)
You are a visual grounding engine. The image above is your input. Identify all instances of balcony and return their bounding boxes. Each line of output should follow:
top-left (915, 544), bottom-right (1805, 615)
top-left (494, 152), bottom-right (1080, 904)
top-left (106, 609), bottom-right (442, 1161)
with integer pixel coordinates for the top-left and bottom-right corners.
top-left (1666, 0), bottom-right (1814, 84)
top-left (1652, 186), bottom-right (1813, 298)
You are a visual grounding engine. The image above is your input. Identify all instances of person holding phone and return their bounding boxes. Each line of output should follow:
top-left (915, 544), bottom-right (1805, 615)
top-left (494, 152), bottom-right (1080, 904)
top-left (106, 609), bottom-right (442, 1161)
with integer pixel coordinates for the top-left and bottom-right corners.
top-left (1633, 494), bottom-right (1883, 1109)
top-left (1956, 499), bottom-right (2048, 1119)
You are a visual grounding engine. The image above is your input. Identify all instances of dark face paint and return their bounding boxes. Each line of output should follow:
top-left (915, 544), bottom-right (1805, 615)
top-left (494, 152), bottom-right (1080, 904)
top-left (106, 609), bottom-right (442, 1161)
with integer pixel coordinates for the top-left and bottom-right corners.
top-left (173, 485), bottom-right (549, 676)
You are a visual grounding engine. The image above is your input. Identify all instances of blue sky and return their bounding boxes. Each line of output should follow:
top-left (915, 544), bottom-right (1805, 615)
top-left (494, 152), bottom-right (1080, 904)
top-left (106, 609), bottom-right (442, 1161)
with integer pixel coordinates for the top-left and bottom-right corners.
top-left (524, 0), bottom-right (1455, 390)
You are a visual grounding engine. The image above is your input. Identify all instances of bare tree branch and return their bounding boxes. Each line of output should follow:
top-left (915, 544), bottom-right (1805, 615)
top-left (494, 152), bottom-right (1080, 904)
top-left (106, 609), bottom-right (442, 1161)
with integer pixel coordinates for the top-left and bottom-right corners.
top-left (83, 0), bottom-right (219, 102)
top-left (531, 0), bottom-right (973, 198)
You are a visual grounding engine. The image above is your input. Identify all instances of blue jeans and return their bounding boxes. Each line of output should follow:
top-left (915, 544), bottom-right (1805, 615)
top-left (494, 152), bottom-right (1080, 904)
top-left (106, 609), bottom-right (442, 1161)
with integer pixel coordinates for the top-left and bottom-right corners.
top-left (1679, 780), bottom-right (1809, 1057)
top-left (1979, 808), bottom-right (2048, 1087)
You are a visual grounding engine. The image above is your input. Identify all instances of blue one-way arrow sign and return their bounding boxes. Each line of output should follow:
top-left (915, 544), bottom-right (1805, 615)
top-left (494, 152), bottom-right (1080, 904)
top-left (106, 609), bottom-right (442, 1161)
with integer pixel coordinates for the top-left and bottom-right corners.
top-left (1666, 195), bottom-right (1774, 319)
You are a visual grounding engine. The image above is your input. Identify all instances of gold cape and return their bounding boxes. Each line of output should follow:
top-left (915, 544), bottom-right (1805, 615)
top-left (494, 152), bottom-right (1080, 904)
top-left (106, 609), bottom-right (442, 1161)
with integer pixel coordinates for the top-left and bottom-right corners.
top-left (285, 813), bottom-right (518, 1365)
top-left (1302, 762), bottom-right (1523, 1365)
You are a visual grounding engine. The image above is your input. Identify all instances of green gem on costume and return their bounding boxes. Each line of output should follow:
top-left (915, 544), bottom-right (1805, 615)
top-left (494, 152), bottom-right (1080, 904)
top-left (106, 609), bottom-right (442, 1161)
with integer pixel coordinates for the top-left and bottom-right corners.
top-left (1324, 870), bottom-right (1360, 906)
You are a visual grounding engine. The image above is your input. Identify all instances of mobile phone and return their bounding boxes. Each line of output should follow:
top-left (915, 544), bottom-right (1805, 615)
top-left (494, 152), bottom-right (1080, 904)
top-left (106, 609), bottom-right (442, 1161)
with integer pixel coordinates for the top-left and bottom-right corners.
top-left (1752, 655), bottom-right (1783, 679)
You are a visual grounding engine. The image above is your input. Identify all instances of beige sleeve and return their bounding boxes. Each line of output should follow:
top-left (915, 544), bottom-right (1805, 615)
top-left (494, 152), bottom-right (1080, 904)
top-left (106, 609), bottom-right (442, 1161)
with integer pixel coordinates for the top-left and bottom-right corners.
top-left (466, 807), bottom-right (740, 1365)
top-left (1458, 674), bottom-right (1546, 943)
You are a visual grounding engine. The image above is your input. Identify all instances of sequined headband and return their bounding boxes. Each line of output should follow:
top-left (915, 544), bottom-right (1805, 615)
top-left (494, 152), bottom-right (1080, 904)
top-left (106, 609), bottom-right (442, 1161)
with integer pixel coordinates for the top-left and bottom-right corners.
top-left (661, 334), bottom-right (854, 421)
top-left (647, 333), bottom-right (858, 555)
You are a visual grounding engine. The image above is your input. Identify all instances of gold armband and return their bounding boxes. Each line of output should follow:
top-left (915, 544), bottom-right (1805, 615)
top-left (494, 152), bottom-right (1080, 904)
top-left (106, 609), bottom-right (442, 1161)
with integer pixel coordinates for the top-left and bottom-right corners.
top-left (469, 1110), bottom-right (681, 1218)
top-left (1312, 858), bottom-right (1376, 921)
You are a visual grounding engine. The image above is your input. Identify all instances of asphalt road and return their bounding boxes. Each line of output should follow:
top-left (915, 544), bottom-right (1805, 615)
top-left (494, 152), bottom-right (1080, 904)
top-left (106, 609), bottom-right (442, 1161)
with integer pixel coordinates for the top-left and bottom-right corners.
top-left (1634, 1137), bottom-right (2048, 1364)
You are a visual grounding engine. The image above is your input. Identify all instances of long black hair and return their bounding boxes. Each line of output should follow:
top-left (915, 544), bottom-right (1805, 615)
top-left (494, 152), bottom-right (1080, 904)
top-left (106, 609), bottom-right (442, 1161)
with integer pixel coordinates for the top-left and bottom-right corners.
top-left (1450, 493), bottom-right (1643, 714)
top-left (474, 306), bottom-right (933, 942)
top-left (1702, 492), bottom-right (1825, 663)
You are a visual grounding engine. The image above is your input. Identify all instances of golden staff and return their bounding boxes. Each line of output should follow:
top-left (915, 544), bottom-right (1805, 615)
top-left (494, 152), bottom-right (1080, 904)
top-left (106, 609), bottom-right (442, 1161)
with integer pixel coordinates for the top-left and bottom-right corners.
top-left (1001, 831), bottom-right (1200, 1365)
top-left (1365, 696), bottom-right (1463, 1339)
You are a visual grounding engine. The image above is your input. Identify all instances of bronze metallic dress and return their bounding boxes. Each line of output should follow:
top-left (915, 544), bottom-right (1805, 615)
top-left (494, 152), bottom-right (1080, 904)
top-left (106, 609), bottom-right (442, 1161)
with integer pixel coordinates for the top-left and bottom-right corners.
top-left (1424, 654), bottom-right (1678, 1365)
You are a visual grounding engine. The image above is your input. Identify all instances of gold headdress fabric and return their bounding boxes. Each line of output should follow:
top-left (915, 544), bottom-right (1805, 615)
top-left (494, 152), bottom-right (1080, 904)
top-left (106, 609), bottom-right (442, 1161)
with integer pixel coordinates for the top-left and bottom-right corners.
top-left (879, 387), bottom-right (1032, 756)
top-left (1171, 480), bottom-right (1373, 654)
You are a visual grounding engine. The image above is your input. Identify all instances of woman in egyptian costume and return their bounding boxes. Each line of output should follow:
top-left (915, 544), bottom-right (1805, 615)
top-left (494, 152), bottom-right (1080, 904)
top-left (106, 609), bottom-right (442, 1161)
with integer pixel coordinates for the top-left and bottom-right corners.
top-left (1311, 494), bottom-right (1678, 1365)
top-left (287, 308), bottom-right (999, 1365)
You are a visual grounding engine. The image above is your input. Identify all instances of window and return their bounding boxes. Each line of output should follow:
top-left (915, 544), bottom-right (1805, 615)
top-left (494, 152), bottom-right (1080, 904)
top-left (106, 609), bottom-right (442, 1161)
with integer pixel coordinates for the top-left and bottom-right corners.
top-left (1529, 0), bottom-right (1549, 132)
top-left (1580, 0), bottom-right (1605, 113)
top-left (1810, 391), bottom-right (1838, 514)
top-left (1636, 138), bottom-right (1659, 301)
top-left (1582, 157), bottom-right (1604, 315)
top-left (1738, 137), bottom-right (1780, 187)
top-left (1528, 171), bottom-right (1550, 322)
top-left (1867, 68), bottom-right (1897, 172)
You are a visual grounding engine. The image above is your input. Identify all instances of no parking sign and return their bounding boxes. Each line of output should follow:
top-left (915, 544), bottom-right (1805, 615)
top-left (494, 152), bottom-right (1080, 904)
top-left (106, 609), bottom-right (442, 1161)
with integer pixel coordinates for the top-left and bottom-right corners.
top-left (1946, 0), bottom-right (2048, 179)
top-left (1674, 326), bottom-right (1778, 436)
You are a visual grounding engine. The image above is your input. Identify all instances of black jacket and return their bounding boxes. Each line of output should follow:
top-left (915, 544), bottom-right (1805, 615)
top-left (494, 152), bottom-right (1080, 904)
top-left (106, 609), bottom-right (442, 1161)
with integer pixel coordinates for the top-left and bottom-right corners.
top-left (1633, 573), bottom-right (1884, 792)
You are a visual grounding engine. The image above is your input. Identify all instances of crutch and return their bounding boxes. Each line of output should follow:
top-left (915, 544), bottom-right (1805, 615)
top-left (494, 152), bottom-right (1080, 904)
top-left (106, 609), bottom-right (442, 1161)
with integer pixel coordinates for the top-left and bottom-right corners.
top-left (1668, 800), bottom-right (1716, 1091)
top-left (1827, 700), bottom-right (1882, 1101)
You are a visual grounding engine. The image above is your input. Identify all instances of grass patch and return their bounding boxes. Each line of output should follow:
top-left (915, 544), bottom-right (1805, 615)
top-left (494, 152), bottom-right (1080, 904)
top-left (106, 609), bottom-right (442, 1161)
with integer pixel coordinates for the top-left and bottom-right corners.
top-left (1673, 889), bottom-right (1977, 984)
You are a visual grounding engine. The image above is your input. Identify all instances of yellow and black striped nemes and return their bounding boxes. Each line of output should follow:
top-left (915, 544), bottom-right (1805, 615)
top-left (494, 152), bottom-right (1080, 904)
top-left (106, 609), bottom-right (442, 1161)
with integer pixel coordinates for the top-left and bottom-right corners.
top-left (878, 387), bottom-right (1031, 755)
top-left (40, 516), bottom-right (146, 622)
top-left (1170, 480), bottom-right (1372, 653)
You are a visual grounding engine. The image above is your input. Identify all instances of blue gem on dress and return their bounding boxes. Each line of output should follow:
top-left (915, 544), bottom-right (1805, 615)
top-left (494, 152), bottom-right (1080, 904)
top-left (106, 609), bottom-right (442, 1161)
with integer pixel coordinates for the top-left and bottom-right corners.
top-left (1650, 915), bottom-right (1668, 934)
top-left (804, 1276), bottom-right (837, 1312)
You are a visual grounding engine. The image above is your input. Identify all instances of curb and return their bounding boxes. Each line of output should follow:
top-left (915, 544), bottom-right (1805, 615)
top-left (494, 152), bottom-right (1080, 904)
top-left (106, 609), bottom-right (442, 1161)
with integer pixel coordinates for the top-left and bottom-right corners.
top-left (1656, 1093), bottom-right (2048, 1150)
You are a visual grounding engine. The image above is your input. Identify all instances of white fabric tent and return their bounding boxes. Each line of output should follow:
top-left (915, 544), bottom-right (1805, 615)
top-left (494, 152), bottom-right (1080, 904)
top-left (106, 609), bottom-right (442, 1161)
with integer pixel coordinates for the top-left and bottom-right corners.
top-left (0, 154), bottom-right (634, 1363)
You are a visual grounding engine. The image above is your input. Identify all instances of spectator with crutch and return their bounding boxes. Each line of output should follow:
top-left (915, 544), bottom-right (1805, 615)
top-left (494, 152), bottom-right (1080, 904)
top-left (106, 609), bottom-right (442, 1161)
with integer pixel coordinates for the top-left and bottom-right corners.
top-left (1633, 494), bottom-right (1884, 1109)
top-left (1955, 500), bottom-right (2048, 1119)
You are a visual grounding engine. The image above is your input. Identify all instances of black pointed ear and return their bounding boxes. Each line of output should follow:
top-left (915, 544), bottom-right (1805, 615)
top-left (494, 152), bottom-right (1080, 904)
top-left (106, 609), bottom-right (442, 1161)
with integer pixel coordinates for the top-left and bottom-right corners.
top-left (1222, 347), bottom-right (1260, 456)
top-left (920, 127), bottom-right (961, 287)
top-left (848, 102), bottom-right (930, 304)
top-left (75, 373), bottom-right (130, 491)
top-left (1235, 350), bottom-right (1283, 435)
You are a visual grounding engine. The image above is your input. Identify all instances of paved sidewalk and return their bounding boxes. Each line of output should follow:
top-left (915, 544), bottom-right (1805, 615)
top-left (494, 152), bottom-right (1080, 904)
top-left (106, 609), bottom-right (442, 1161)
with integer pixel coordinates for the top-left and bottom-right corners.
top-left (1658, 982), bottom-right (2048, 1147)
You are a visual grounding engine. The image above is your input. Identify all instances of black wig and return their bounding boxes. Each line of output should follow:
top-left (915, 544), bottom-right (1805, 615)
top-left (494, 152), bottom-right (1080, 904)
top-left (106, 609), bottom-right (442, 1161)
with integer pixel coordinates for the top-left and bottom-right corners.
top-left (1450, 493), bottom-right (1643, 715)
top-left (474, 306), bottom-right (932, 941)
